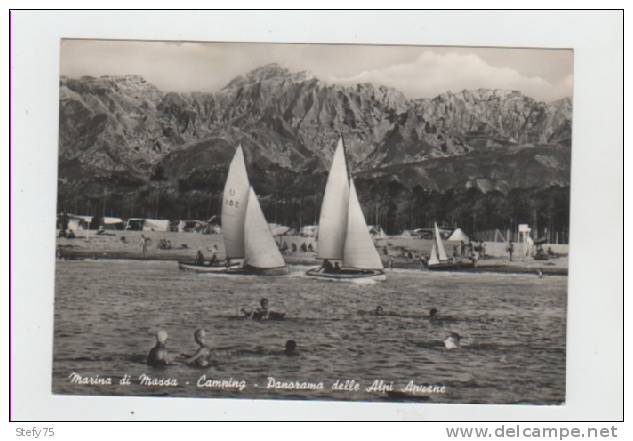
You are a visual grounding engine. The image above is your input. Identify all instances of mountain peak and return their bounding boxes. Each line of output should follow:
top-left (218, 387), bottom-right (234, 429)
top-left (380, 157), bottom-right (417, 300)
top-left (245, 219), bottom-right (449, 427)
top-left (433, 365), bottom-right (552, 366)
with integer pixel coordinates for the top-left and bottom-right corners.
top-left (224, 63), bottom-right (315, 89)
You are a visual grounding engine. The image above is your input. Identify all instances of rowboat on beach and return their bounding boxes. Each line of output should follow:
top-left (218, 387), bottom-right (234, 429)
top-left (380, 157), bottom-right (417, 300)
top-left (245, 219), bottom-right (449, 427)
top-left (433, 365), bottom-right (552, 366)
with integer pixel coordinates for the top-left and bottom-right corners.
top-left (306, 138), bottom-right (385, 281)
top-left (177, 260), bottom-right (241, 273)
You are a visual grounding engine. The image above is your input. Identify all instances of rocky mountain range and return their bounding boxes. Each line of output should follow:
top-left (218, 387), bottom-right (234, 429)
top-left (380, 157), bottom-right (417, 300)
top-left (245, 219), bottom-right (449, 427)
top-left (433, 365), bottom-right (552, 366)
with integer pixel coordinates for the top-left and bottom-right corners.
top-left (57, 63), bottom-right (572, 231)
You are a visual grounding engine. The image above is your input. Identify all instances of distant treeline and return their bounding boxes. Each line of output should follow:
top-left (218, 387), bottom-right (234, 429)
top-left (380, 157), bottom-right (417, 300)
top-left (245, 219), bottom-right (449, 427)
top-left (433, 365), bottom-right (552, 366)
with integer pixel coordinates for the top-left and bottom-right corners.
top-left (57, 180), bottom-right (570, 243)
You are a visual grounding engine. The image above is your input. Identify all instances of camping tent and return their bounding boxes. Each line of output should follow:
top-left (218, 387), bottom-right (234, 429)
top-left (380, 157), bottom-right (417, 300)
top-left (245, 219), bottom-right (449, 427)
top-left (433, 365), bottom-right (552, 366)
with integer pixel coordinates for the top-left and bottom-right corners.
top-left (268, 223), bottom-right (292, 236)
top-left (178, 220), bottom-right (207, 233)
top-left (67, 214), bottom-right (93, 232)
top-left (125, 218), bottom-right (145, 231)
top-left (143, 219), bottom-right (170, 232)
top-left (300, 225), bottom-right (319, 237)
top-left (447, 228), bottom-right (469, 242)
top-left (102, 217), bottom-right (124, 230)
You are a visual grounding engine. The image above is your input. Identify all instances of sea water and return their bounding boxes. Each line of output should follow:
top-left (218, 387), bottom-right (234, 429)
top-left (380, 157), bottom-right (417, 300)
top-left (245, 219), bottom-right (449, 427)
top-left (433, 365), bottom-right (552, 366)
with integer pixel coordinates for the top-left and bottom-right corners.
top-left (52, 260), bottom-right (566, 404)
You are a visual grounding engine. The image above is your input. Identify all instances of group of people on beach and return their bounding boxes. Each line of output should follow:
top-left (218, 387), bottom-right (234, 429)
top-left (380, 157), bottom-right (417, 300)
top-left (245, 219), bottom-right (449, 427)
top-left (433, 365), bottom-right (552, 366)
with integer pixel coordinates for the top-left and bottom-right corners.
top-left (453, 240), bottom-right (487, 260)
top-left (280, 241), bottom-right (314, 254)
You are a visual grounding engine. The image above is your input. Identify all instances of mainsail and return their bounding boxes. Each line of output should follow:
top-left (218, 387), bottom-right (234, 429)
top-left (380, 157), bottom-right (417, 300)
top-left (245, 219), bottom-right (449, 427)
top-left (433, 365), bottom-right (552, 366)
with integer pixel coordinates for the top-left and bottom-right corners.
top-left (317, 138), bottom-right (350, 260)
top-left (243, 187), bottom-right (286, 270)
top-left (222, 146), bottom-right (250, 259)
top-left (344, 180), bottom-right (384, 270)
top-left (434, 222), bottom-right (448, 261)
top-left (429, 243), bottom-right (440, 266)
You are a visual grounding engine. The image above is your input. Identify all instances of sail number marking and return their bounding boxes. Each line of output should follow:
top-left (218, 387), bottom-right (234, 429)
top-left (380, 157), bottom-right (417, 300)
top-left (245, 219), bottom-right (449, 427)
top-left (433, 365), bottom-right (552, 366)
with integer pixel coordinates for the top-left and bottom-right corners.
top-left (225, 188), bottom-right (239, 208)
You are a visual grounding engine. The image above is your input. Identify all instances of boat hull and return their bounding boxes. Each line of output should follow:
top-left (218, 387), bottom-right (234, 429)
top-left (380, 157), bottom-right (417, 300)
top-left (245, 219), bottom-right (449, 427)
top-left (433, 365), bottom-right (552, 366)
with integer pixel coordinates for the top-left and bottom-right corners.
top-left (228, 265), bottom-right (289, 276)
top-left (427, 260), bottom-right (476, 271)
top-left (178, 261), bottom-right (239, 273)
top-left (306, 267), bottom-right (386, 281)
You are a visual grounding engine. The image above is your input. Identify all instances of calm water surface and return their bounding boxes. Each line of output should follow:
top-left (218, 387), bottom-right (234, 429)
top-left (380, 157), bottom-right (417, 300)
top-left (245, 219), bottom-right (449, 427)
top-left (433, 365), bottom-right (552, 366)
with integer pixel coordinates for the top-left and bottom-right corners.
top-left (53, 260), bottom-right (566, 404)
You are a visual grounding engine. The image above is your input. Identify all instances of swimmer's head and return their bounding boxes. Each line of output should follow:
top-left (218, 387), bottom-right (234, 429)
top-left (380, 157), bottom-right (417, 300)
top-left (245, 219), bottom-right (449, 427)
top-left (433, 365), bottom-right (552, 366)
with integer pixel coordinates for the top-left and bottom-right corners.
top-left (156, 330), bottom-right (168, 344)
top-left (429, 308), bottom-right (438, 317)
top-left (450, 332), bottom-right (461, 341)
top-left (194, 328), bottom-right (206, 343)
top-left (260, 298), bottom-right (269, 307)
top-left (375, 305), bottom-right (384, 314)
top-left (285, 339), bottom-right (297, 354)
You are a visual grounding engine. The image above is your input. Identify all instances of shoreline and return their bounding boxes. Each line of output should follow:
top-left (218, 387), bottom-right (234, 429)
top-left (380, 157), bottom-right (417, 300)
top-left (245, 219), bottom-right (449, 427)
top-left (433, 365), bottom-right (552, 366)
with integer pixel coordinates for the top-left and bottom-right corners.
top-left (57, 249), bottom-right (568, 276)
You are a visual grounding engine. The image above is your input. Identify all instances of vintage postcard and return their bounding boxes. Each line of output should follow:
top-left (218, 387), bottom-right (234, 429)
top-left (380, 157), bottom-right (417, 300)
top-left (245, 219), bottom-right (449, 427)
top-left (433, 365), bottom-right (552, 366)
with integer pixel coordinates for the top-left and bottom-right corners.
top-left (52, 39), bottom-right (571, 404)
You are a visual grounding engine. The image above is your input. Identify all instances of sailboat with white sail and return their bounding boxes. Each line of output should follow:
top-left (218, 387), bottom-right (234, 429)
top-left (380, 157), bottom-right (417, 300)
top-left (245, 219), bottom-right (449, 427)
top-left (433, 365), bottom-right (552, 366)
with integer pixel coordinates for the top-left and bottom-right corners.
top-left (427, 222), bottom-right (476, 271)
top-left (178, 145), bottom-right (288, 276)
top-left (306, 138), bottom-right (385, 281)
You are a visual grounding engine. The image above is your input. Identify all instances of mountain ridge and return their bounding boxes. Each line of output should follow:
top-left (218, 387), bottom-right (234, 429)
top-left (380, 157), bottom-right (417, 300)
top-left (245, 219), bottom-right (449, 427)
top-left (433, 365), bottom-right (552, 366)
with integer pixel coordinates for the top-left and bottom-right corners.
top-left (57, 64), bottom-right (572, 232)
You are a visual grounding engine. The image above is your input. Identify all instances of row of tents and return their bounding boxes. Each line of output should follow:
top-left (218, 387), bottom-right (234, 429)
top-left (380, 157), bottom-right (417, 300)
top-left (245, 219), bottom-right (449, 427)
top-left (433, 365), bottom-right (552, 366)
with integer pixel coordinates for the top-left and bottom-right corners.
top-left (401, 227), bottom-right (472, 242)
top-left (57, 213), bottom-right (389, 239)
top-left (57, 214), bottom-right (222, 234)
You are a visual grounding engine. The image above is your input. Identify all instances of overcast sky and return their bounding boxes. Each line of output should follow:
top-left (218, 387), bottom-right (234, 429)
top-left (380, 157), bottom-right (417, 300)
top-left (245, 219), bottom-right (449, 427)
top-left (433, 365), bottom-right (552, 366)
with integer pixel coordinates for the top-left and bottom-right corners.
top-left (60, 39), bottom-right (573, 101)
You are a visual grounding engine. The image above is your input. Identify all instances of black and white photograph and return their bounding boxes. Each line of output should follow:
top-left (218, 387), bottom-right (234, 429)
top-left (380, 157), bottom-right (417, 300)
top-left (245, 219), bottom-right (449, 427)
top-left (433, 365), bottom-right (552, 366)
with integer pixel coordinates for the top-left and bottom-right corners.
top-left (49, 38), bottom-right (575, 405)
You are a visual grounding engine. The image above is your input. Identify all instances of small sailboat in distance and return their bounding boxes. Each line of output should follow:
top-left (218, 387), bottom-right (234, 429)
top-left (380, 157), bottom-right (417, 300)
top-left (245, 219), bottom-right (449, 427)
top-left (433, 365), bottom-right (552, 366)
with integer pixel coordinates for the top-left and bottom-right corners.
top-left (307, 138), bottom-right (385, 281)
top-left (178, 145), bottom-right (288, 275)
top-left (427, 222), bottom-right (475, 271)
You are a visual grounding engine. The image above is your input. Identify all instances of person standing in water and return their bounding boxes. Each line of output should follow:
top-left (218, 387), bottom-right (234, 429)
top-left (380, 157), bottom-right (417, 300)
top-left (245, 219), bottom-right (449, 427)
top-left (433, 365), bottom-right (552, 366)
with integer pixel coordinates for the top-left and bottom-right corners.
top-left (183, 329), bottom-right (212, 367)
top-left (140, 234), bottom-right (150, 258)
top-left (147, 330), bottom-right (173, 366)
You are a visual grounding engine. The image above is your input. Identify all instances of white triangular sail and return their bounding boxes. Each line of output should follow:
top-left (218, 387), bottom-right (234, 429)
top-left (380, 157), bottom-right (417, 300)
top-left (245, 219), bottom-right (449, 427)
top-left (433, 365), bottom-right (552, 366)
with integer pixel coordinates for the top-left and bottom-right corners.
top-left (343, 180), bottom-right (384, 270)
top-left (317, 138), bottom-right (350, 260)
top-left (429, 243), bottom-right (440, 266)
top-left (221, 146), bottom-right (250, 259)
top-left (434, 222), bottom-right (448, 261)
top-left (243, 187), bottom-right (286, 270)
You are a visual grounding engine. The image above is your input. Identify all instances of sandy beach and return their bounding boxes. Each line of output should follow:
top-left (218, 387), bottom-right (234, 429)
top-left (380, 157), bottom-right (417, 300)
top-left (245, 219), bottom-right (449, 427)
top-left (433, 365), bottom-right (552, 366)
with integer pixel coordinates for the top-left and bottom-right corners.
top-left (56, 230), bottom-right (568, 275)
